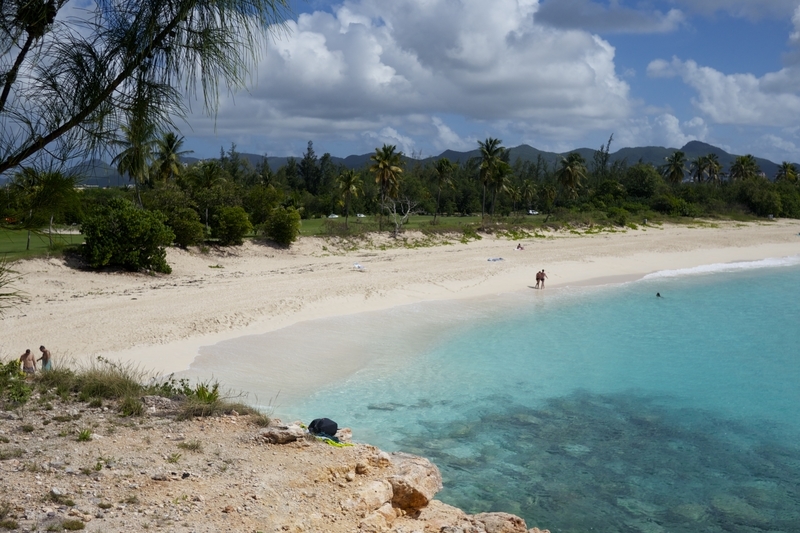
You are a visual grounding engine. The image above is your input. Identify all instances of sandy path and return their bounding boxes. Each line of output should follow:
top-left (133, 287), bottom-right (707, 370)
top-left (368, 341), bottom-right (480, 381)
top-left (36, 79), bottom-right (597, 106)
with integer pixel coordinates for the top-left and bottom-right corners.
top-left (3, 220), bottom-right (799, 376)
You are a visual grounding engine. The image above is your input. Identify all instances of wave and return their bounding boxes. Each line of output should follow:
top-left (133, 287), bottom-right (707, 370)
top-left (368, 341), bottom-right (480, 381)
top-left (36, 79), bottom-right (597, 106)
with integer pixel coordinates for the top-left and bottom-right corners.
top-left (642, 254), bottom-right (800, 280)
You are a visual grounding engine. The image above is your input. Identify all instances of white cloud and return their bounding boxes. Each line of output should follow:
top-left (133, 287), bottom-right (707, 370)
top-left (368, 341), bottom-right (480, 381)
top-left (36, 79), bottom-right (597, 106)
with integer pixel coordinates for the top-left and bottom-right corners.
top-left (646, 58), bottom-right (800, 127)
top-left (431, 117), bottom-right (471, 152)
top-left (791, 5), bottom-right (800, 43)
top-left (362, 127), bottom-right (416, 155)
top-left (187, 0), bottom-right (631, 154)
top-left (615, 114), bottom-right (707, 149)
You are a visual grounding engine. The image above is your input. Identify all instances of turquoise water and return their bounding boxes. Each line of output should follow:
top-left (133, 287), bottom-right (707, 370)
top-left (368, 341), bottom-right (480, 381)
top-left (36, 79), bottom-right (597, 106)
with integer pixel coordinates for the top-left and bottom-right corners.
top-left (272, 257), bottom-right (800, 533)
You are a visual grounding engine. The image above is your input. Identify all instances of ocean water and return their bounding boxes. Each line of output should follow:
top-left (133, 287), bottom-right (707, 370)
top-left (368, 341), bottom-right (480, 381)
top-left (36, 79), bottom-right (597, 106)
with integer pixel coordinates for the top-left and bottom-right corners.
top-left (189, 257), bottom-right (800, 533)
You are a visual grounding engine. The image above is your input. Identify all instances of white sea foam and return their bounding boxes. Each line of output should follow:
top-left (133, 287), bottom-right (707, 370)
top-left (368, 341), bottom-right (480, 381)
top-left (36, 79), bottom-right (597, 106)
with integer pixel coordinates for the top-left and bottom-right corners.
top-left (642, 255), bottom-right (800, 280)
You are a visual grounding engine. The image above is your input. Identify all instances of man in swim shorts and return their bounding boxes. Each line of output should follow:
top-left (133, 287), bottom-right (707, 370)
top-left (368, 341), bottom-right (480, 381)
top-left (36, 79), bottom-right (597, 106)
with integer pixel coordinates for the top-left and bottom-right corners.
top-left (535, 270), bottom-right (542, 289)
top-left (19, 349), bottom-right (36, 375)
top-left (540, 269), bottom-right (548, 289)
top-left (38, 346), bottom-right (52, 371)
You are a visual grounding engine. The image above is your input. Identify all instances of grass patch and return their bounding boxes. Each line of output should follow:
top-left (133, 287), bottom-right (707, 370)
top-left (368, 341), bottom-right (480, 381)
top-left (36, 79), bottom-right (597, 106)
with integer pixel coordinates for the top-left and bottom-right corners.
top-left (166, 452), bottom-right (182, 464)
top-left (62, 519), bottom-right (85, 530)
top-left (118, 396), bottom-right (143, 417)
top-left (97, 502), bottom-right (113, 510)
top-left (77, 429), bottom-right (92, 442)
top-left (0, 228), bottom-right (83, 261)
top-left (0, 519), bottom-right (19, 530)
top-left (177, 440), bottom-right (203, 452)
top-left (0, 448), bottom-right (24, 461)
top-left (20, 424), bottom-right (34, 433)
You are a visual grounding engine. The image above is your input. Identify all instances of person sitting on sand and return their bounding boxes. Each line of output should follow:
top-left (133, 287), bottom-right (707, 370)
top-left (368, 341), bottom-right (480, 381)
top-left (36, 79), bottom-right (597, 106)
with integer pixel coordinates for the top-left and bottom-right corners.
top-left (516, 243), bottom-right (524, 251)
top-left (19, 349), bottom-right (36, 375)
top-left (38, 346), bottom-right (52, 371)
top-left (540, 269), bottom-right (548, 289)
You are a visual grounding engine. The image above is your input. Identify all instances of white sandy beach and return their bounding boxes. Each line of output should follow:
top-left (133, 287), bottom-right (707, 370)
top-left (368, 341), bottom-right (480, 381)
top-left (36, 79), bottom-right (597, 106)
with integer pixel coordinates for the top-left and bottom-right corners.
top-left (3, 220), bottom-right (799, 386)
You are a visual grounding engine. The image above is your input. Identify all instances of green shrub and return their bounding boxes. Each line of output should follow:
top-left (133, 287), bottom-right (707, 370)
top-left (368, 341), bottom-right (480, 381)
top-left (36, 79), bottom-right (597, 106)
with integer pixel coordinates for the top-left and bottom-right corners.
top-left (605, 207), bottom-right (629, 226)
top-left (261, 206), bottom-right (301, 247)
top-left (212, 206), bottom-right (253, 246)
top-left (0, 360), bottom-right (31, 408)
top-left (194, 382), bottom-right (220, 404)
top-left (118, 396), bottom-right (143, 417)
top-left (81, 198), bottom-right (174, 273)
top-left (77, 429), bottom-right (92, 442)
top-left (166, 207), bottom-right (205, 248)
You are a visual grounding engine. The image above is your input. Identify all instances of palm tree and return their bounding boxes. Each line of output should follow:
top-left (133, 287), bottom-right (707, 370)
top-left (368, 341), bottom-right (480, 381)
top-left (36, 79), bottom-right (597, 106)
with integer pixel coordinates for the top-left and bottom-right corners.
top-left (188, 160), bottom-right (227, 190)
top-left (661, 151), bottom-right (687, 186)
top-left (706, 153), bottom-right (722, 185)
top-left (432, 158), bottom-right (455, 224)
top-left (9, 168), bottom-right (77, 250)
top-left (521, 180), bottom-right (537, 212)
top-left (111, 121), bottom-right (157, 207)
top-left (478, 137), bottom-right (504, 219)
top-left (490, 160), bottom-right (512, 215)
top-left (776, 162), bottom-right (798, 183)
top-left (729, 154), bottom-right (760, 182)
top-left (506, 184), bottom-right (521, 215)
top-left (689, 156), bottom-right (708, 183)
top-left (337, 169), bottom-right (362, 229)
top-left (369, 144), bottom-right (404, 231)
top-left (556, 152), bottom-right (586, 200)
top-left (540, 184), bottom-right (557, 222)
top-left (153, 132), bottom-right (193, 184)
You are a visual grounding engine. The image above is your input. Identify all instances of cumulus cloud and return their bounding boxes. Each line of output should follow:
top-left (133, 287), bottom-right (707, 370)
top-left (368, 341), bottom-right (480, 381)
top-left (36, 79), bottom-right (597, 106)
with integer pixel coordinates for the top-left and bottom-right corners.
top-left (646, 57), bottom-right (800, 127)
top-left (188, 0), bottom-right (631, 154)
top-left (615, 114), bottom-right (707, 149)
top-left (431, 117), bottom-right (472, 152)
top-left (535, 0), bottom-right (685, 34)
top-left (791, 5), bottom-right (800, 43)
top-left (363, 127), bottom-right (416, 155)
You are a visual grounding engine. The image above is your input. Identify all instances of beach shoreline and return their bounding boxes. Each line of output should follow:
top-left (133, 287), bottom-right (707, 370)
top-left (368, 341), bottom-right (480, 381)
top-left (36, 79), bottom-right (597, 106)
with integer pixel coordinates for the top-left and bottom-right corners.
top-left (3, 220), bottom-right (799, 384)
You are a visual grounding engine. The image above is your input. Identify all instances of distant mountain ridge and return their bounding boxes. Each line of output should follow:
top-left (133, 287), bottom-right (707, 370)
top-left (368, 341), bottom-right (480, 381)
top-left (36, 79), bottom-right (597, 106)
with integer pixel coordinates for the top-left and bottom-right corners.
top-left (1, 142), bottom-right (788, 187)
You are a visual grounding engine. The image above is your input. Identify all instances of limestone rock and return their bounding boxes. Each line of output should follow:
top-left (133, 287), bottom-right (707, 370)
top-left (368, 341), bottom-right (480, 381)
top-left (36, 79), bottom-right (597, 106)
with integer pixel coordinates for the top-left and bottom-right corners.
top-left (358, 510), bottom-right (387, 532)
top-left (371, 451), bottom-right (391, 468)
top-left (473, 512), bottom-right (528, 533)
top-left (259, 424), bottom-right (306, 444)
top-left (387, 452), bottom-right (443, 511)
top-left (342, 480), bottom-right (393, 512)
top-left (336, 427), bottom-right (353, 442)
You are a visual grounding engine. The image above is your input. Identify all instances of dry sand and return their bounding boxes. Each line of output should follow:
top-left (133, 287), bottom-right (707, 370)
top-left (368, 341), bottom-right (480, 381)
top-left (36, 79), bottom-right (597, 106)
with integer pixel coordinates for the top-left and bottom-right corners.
top-left (3, 220), bottom-right (800, 383)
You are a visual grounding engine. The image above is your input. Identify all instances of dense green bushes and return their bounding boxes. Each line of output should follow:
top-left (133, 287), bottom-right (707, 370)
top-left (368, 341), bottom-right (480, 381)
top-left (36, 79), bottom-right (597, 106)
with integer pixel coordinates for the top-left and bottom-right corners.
top-left (212, 206), bottom-right (253, 245)
top-left (81, 198), bottom-right (174, 273)
top-left (262, 206), bottom-right (302, 246)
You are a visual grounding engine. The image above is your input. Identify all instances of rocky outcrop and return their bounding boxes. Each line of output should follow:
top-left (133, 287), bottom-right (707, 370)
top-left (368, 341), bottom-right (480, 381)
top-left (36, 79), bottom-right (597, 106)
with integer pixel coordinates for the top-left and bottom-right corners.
top-left (257, 423), bottom-right (306, 444)
top-left (259, 422), bottom-right (548, 533)
top-left (387, 452), bottom-right (443, 511)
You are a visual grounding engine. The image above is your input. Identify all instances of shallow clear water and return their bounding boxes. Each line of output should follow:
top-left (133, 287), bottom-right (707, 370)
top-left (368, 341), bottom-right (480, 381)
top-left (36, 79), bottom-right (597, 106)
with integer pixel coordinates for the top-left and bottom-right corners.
top-left (191, 257), bottom-right (800, 533)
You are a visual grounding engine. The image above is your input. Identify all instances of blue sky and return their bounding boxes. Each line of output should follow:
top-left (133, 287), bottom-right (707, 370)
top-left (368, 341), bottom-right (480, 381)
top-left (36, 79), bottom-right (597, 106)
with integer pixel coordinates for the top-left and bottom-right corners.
top-left (180, 0), bottom-right (800, 163)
